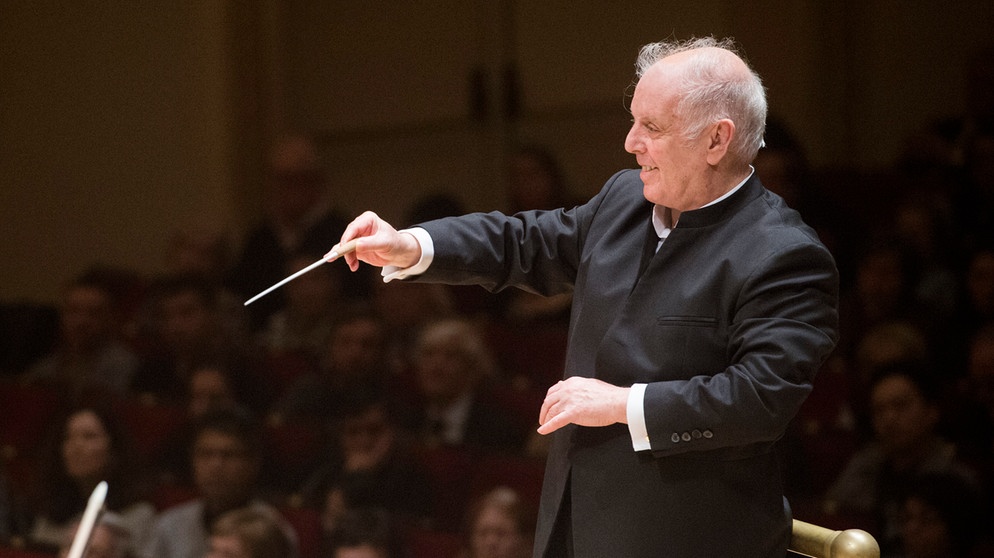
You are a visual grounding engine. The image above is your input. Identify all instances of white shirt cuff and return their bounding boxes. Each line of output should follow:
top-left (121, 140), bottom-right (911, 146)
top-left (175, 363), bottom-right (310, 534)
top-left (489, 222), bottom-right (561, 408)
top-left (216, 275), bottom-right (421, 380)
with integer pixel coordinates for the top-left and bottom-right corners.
top-left (627, 383), bottom-right (650, 451)
top-left (381, 227), bottom-right (434, 282)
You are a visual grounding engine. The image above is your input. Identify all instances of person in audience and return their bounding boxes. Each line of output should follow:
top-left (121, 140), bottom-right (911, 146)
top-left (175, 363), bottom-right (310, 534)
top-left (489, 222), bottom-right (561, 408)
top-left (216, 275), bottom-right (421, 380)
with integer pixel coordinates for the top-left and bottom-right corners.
top-left (895, 472), bottom-right (988, 558)
top-left (205, 507), bottom-right (295, 558)
top-left (256, 251), bottom-right (341, 364)
top-left (296, 388), bottom-right (431, 528)
top-left (325, 508), bottom-right (396, 558)
top-left (22, 270), bottom-right (139, 401)
top-left (270, 304), bottom-right (388, 422)
top-left (28, 406), bottom-right (155, 554)
top-left (152, 363), bottom-right (244, 486)
top-left (410, 318), bottom-right (527, 452)
top-left (941, 322), bottom-right (994, 483)
top-left (144, 408), bottom-right (292, 558)
top-left (459, 487), bottom-right (533, 558)
top-left (227, 133), bottom-right (370, 332)
top-left (132, 275), bottom-right (266, 412)
top-left (57, 512), bottom-right (135, 558)
top-left (823, 361), bottom-right (979, 554)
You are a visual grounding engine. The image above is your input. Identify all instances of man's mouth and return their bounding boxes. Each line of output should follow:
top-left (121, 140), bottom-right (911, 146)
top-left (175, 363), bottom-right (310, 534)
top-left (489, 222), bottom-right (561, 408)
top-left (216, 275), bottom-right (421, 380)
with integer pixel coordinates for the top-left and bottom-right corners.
top-left (641, 165), bottom-right (657, 172)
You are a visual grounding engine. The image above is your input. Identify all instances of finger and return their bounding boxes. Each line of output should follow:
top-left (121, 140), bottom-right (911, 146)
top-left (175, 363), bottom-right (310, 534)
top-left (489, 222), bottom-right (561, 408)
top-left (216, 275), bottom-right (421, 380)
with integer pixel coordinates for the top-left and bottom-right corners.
top-left (537, 409), bottom-right (571, 435)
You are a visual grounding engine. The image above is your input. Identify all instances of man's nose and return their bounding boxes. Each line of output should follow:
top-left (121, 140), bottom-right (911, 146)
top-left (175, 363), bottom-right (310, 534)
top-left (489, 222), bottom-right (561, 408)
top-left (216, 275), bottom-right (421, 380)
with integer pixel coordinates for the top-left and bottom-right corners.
top-left (624, 125), bottom-right (642, 154)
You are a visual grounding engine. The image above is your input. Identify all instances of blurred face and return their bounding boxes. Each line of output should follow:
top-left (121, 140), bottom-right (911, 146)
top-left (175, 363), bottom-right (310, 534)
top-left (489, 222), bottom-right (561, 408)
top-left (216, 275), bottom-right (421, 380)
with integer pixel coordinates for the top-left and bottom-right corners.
top-left (624, 56), bottom-right (716, 211)
top-left (62, 410), bottom-right (113, 482)
top-left (340, 405), bottom-right (394, 469)
top-left (327, 318), bottom-right (383, 372)
top-left (416, 336), bottom-right (475, 403)
top-left (192, 431), bottom-right (257, 509)
top-left (268, 138), bottom-right (325, 224)
top-left (188, 368), bottom-right (236, 417)
top-left (900, 497), bottom-right (952, 558)
top-left (206, 534), bottom-right (249, 558)
top-left (871, 375), bottom-right (937, 455)
top-left (161, 291), bottom-right (213, 351)
top-left (471, 505), bottom-right (526, 558)
top-left (61, 286), bottom-right (114, 353)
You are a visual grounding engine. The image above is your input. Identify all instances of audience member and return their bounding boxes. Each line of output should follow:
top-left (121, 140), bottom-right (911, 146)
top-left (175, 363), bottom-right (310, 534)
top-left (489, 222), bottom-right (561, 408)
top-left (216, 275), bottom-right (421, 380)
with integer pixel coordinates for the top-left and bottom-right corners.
top-left (161, 217), bottom-right (247, 346)
top-left (823, 361), bottom-right (979, 554)
top-left (370, 279), bottom-right (455, 378)
top-left (143, 408), bottom-right (292, 558)
top-left (57, 512), bottom-right (135, 558)
top-left (256, 251), bottom-right (340, 363)
top-left (295, 388), bottom-right (431, 528)
top-left (227, 133), bottom-right (370, 332)
top-left (409, 318), bottom-right (527, 452)
top-left (22, 270), bottom-right (139, 401)
top-left (895, 472), bottom-right (988, 558)
top-left (270, 304), bottom-right (388, 422)
top-left (27, 406), bottom-right (154, 554)
top-left (325, 508), bottom-right (396, 558)
top-left (459, 487), bottom-right (533, 558)
top-left (205, 507), bottom-right (295, 558)
top-left (941, 323), bottom-right (994, 484)
top-left (131, 275), bottom-right (266, 412)
top-left (152, 363), bottom-right (245, 487)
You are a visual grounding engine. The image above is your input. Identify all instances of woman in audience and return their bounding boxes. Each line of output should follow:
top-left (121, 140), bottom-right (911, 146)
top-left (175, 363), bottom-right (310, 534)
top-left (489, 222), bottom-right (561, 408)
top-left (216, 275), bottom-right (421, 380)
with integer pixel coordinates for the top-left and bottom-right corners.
top-left (28, 405), bottom-right (155, 554)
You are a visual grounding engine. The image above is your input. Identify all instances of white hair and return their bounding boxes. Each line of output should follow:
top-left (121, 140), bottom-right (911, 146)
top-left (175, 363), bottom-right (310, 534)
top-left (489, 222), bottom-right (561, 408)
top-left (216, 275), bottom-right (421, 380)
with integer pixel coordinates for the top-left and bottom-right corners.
top-left (634, 37), bottom-right (767, 163)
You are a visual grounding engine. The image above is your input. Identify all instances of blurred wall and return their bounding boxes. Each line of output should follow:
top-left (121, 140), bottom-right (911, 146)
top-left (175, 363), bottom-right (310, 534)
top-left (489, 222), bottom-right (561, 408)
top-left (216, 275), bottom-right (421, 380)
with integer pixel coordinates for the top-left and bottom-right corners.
top-left (2, 0), bottom-right (992, 303)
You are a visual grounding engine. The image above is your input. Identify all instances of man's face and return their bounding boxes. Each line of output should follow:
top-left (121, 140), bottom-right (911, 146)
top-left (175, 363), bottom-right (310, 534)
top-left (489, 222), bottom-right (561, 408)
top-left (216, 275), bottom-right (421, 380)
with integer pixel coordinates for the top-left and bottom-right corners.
top-left (870, 375), bottom-right (937, 454)
top-left (161, 291), bottom-right (212, 351)
top-left (624, 57), bottom-right (714, 211)
top-left (62, 410), bottom-right (112, 482)
top-left (192, 430), bottom-right (257, 508)
top-left (61, 286), bottom-right (114, 352)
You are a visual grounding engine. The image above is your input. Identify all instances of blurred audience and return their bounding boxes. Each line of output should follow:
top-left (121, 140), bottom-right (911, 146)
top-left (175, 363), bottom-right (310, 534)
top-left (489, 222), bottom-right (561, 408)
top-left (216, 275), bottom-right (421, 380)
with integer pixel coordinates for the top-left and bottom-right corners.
top-left (822, 361), bottom-right (980, 554)
top-left (895, 472), bottom-right (989, 558)
top-left (409, 318), bottom-right (527, 452)
top-left (57, 512), bottom-right (135, 558)
top-left (295, 388), bottom-right (431, 530)
top-left (325, 508), bottom-right (396, 558)
top-left (205, 507), bottom-right (295, 558)
top-left (22, 270), bottom-right (139, 401)
top-left (143, 408), bottom-right (292, 558)
top-left (131, 274), bottom-right (267, 412)
top-left (270, 304), bottom-right (388, 423)
top-left (26, 406), bottom-right (154, 554)
top-left (227, 133), bottom-right (370, 333)
top-left (459, 486), bottom-right (533, 558)
top-left (256, 251), bottom-right (341, 363)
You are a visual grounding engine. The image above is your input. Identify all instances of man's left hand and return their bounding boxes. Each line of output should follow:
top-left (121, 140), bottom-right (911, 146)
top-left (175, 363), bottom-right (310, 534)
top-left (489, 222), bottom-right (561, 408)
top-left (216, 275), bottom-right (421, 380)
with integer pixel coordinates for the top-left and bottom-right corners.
top-left (537, 377), bottom-right (630, 435)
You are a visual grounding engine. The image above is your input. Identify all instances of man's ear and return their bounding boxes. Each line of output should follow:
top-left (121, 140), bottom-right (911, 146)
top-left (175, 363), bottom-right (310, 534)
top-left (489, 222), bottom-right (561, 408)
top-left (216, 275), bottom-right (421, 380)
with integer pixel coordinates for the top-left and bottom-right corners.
top-left (705, 119), bottom-right (735, 165)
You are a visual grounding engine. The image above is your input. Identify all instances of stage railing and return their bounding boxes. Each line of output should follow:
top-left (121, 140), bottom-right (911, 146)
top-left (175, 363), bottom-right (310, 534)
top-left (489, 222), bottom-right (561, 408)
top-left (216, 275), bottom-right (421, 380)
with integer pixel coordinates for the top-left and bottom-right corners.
top-left (789, 519), bottom-right (880, 558)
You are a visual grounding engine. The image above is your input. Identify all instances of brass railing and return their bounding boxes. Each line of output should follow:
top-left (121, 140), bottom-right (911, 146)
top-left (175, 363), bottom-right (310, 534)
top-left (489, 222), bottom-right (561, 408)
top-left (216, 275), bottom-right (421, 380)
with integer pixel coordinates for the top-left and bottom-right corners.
top-left (789, 519), bottom-right (880, 558)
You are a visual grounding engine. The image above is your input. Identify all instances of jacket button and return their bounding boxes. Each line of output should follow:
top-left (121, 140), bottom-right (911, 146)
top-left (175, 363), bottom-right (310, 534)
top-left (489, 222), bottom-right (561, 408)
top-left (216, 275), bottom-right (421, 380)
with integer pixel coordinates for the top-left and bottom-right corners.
top-left (671, 433), bottom-right (681, 443)
top-left (681, 432), bottom-right (691, 442)
top-left (691, 429), bottom-right (702, 439)
top-left (703, 429), bottom-right (713, 439)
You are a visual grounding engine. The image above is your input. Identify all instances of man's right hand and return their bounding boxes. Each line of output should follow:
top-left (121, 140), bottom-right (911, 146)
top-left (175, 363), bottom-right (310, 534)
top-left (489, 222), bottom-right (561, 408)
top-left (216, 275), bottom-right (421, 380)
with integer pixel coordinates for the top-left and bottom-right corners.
top-left (332, 211), bottom-right (422, 272)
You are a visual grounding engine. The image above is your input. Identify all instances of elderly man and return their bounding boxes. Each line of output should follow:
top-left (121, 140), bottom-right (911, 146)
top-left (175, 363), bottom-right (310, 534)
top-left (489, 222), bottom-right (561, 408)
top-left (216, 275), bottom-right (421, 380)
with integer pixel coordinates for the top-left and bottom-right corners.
top-left (328, 37), bottom-right (839, 558)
